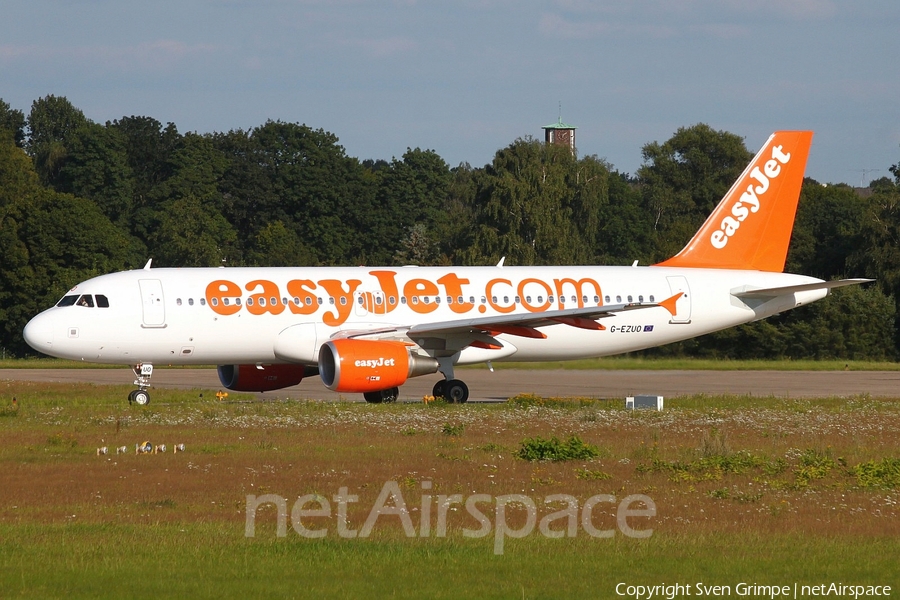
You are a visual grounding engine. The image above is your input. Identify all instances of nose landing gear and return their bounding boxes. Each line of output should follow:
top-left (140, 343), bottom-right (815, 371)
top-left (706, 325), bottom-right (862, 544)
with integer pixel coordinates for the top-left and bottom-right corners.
top-left (128, 363), bottom-right (153, 405)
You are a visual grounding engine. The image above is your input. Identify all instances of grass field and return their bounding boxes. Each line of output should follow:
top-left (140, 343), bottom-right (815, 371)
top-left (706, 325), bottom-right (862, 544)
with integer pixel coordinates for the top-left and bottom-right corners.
top-left (2, 380), bottom-right (899, 598)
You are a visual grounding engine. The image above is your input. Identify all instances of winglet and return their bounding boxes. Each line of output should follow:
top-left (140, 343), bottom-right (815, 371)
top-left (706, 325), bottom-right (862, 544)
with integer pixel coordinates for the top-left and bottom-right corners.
top-left (659, 292), bottom-right (683, 317)
top-left (655, 131), bottom-right (813, 272)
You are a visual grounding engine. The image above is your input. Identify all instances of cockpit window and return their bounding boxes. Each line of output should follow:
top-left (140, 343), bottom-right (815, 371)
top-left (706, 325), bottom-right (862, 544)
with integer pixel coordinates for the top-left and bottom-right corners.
top-left (76, 295), bottom-right (94, 307)
top-left (57, 295), bottom-right (79, 307)
top-left (96, 295), bottom-right (109, 308)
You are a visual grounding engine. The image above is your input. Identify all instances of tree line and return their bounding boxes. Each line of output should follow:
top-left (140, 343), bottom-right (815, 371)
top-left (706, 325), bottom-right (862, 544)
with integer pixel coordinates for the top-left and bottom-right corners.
top-left (1, 95), bottom-right (898, 360)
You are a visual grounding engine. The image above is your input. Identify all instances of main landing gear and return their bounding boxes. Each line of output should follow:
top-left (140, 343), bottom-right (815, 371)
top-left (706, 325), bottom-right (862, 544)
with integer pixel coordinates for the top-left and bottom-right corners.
top-left (363, 387), bottom-right (399, 404)
top-left (128, 363), bottom-right (153, 406)
top-left (431, 379), bottom-right (469, 403)
top-left (430, 357), bottom-right (469, 403)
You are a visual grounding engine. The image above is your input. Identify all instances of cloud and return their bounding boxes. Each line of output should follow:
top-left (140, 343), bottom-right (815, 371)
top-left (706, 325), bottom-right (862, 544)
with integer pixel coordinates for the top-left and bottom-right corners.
top-left (539, 13), bottom-right (676, 40)
top-left (0, 40), bottom-right (218, 72)
top-left (337, 36), bottom-right (418, 59)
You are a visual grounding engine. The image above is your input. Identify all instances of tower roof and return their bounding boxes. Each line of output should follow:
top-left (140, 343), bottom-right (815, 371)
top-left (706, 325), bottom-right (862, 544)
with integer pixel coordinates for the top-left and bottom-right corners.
top-left (542, 117), bottom-right (577, 130)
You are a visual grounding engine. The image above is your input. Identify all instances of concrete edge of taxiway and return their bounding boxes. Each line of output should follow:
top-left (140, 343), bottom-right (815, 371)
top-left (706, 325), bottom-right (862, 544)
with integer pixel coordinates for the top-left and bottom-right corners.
top-left (1, 368), bottom-right (897, 402)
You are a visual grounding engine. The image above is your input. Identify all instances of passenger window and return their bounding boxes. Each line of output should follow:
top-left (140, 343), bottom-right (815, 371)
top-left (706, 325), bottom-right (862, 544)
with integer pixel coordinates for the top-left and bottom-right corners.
top-left (271, 297), bottom-right (278, 306)
top-left (627, 295), bottom-right (633, 302)
top-left (235, 298), bottom-right (242, 306)
top-left (469, 296), bottom-right (475, 304)
top-left (401, 297), bottom-right (407, 305)
top-left (340, 297), bottom-right (347, 305)
top-left (389, 296), bottom-right (396, 305)
top-left (305, 297), bottom-right (312, 306)
top-left (649, 295), bottom-right (655, 302)
top-left (247, 298), bottom-right (254, 306)
top-left (317, 298), bottom-right (323, 305)
top-left (514, 296), bottom-right (520, 304)
top-left (329, 297), bottom-right (335, 305)
top-left (357, 296), bottom-right (364, 305)
top-left (639, 295), bottom-right (644, 302)
top-left (177, 298), bottom-right (183, 306)
top-left (96, 295), bottom-right (110, 308)
top-left (188, 298), bottom-right (194, 306)
top-left (200, 298), bottom-right (207, 306)
top-left (604, 295), bottom-right (610, 303)
top-left (616, 295), bottom-right (621, 303)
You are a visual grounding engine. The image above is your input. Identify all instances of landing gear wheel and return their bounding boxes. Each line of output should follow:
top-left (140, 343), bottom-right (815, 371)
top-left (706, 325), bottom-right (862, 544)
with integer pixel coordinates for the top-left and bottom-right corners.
top-left (132, 389), bottom-right (151, 406)
top-left (432, 380), bottom-right (446, 399)
top-left (363, 391), bottom-right (383, 404)
top-left (128, 390), bottom-right (137, 404)
top-left (445, 379), bottom-right (469, 403)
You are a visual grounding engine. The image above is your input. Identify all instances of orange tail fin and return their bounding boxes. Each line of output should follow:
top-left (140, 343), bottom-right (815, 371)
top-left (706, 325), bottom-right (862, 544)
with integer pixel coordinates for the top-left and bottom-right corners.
top-left (654, 130), bottom-right (813, 272)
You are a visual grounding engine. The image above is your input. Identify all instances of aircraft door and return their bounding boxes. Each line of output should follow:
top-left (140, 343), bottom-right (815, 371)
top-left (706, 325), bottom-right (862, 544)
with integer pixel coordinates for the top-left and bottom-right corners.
top-left (139, 279), bottom-right (166, 327)
top-left (665, 276), bottom-right (692, 324)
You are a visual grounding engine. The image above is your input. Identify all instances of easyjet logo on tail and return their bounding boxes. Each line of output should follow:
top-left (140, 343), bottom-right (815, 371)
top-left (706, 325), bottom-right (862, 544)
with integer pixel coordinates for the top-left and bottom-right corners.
top-left (710, 144), bottom-right (792, 250)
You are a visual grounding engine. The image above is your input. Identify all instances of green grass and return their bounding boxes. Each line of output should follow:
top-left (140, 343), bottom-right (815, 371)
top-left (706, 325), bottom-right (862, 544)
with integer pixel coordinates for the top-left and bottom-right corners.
top-left (1, 524), bottom-right (896, 599)
top-left (3, 383), bottom-right (899, 597)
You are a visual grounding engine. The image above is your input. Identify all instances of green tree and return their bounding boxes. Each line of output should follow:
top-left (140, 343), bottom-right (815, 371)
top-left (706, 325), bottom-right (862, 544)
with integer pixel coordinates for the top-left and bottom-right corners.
top-left (55, 123), bottom-right (135, 224)
top-left (637, 124), bottom-right (752, 262)
top-left (461, 138), bottom-right (607, 266)
top-left (786, 180), bottom-right (868, 279)
top-left (143, 133), bottom-right (236, 266)
top-left (0, 135), bottom-right (132, 355)
top-left (0, 98), bottom-right (26, 147)
top-left (26, 95), bottom-right (89, 185)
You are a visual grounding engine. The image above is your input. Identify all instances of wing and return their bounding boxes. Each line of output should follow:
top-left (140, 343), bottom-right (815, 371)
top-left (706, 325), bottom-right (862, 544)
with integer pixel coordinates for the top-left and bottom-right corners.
top-left (334, 294), bottom-right (682, 351)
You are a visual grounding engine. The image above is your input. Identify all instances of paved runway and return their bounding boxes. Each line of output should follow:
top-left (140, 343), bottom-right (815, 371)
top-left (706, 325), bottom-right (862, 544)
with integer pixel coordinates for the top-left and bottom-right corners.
top-left (2, 367), bottom-right (898, 402)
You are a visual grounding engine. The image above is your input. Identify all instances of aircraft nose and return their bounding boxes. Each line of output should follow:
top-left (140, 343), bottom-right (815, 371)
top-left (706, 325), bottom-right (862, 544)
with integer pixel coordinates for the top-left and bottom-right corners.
top-left (23, 312), bottom-right (55, 353)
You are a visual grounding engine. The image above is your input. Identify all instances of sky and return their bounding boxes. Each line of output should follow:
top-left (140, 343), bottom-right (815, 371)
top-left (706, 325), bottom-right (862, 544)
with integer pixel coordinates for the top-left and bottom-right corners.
top-left (2, 0), bottom-right (899, 185)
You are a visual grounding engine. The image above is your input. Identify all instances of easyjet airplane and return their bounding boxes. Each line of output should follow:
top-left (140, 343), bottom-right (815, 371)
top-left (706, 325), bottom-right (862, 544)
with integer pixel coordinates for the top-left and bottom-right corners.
top-left (23, 131), bottom-right (869, 405)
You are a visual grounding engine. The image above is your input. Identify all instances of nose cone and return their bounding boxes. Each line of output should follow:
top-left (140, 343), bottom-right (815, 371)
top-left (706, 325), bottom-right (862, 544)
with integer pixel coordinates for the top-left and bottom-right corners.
top-left (23, 312), bottom-right (55, 354)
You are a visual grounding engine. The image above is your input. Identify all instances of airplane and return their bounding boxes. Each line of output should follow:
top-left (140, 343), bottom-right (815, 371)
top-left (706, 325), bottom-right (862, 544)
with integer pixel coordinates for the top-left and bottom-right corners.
top-left (23, 130), bottom-right (870, 405)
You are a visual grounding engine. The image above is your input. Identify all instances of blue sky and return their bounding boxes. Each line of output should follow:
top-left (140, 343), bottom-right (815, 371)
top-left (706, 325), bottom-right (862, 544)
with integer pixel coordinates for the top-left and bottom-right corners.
top-left (2, 1), bottom-right (899, 184)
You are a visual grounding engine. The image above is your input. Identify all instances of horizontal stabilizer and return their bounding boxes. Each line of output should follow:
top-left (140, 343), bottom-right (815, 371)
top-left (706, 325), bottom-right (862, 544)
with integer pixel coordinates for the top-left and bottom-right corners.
top-left (732, 278), bottom-right (873, 299)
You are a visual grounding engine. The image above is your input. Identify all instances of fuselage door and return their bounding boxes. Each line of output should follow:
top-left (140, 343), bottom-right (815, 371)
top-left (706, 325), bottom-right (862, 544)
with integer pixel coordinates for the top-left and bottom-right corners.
top-left (665, 276), bottom-right (692, 324)
top-left (139, 279), bottom-right (166, 327)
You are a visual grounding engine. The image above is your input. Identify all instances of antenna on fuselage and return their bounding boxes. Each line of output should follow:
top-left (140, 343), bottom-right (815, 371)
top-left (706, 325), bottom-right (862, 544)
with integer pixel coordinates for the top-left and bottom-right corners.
top-left (143, 259), bottom-right (152, 270)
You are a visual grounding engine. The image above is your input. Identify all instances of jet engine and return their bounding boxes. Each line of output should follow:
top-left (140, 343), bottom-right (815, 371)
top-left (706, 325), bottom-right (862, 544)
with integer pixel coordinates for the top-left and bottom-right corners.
top-left (318, 339), bottom-right (439, 393)
top-left (217, 363), bottom-right (313, 392)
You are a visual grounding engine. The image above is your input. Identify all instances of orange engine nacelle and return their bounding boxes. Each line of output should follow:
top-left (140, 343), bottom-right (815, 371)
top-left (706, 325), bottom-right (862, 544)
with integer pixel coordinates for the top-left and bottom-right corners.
top-left (217, 364), bottom-right (312, 392)
top-left (318, 339), bottom-right (439, 393)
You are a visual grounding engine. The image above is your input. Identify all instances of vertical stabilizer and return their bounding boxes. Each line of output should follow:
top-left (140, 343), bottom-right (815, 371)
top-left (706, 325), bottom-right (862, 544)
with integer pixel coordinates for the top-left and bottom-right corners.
top-left (654, 130), bottom-right (813, 272)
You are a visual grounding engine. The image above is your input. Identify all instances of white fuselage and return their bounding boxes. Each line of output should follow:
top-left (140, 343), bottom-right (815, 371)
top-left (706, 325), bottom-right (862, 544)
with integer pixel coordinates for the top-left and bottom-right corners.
top-left (23, 264), bottom-right (825, 368)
